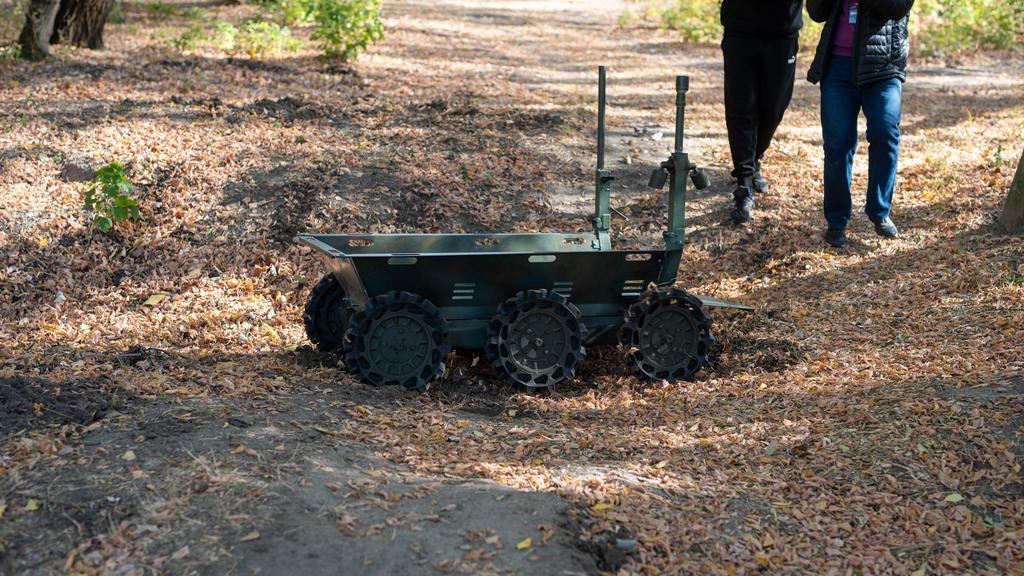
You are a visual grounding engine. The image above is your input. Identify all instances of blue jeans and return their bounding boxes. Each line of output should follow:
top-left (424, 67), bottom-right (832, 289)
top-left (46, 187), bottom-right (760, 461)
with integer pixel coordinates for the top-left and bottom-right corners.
top-left (820, 56), bottom-right (903, 230)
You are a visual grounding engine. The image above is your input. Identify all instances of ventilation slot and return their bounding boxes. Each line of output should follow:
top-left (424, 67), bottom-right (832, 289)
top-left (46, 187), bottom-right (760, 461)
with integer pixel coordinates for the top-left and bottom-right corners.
top-left (552, 281), bottom-right (574, 297)
top-left (621, 279), bottom-right (645, 298)
top-left (452, 283), bottom-right (476, 302)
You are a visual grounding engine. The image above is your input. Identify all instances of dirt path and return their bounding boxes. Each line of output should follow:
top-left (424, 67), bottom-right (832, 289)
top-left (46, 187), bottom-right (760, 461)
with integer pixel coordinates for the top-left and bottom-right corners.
top-left (1, 0), bottom-right (1023, 574)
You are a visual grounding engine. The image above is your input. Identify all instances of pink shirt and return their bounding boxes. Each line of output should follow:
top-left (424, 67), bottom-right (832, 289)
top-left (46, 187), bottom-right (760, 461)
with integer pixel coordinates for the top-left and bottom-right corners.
top-left (832, 0), bottom-right (858, 58)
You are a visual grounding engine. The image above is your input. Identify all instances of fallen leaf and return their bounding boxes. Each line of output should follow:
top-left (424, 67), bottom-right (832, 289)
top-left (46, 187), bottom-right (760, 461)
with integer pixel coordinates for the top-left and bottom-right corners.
top-left (944, 492), bottom-right (964, 503)
top-left (516, 537), bottom-right (532, 550)
top-left (0, 504), bottom-right (6, 518)
top-left (25, 499), bottom-right (40, 511)
top-left (592, 503), bottom-right (614, 511)
top-left (240, 530), bottom-right (261, 542)
top-left (122, 449), bottom-right (137, 462)
top-left (142, 294), bottom-right (167, 307)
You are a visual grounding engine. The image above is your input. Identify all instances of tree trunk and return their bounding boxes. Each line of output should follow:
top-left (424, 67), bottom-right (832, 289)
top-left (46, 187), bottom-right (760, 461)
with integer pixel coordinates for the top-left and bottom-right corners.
top-left (17, 0), bottom-right (62, 60)
top-left (1000, 147), bottom-right (1024, 234)
top-left (51, 0), bottom-right (114, 50)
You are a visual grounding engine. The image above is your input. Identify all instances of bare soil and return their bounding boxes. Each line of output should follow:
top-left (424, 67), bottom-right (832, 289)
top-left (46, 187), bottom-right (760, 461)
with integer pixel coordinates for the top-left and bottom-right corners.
top-left (1, 0), bottom-right (1022, 574)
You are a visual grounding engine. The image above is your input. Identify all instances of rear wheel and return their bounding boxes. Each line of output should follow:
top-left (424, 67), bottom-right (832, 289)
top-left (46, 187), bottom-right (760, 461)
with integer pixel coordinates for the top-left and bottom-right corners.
top-left (485, 289), bottom-right (586, 392)
top-left (303, 274), bottom-right (351, 352)
top-left (344, 291), bottom-right (450, 392)
top-left (619, 288), bottom-right (713, 382)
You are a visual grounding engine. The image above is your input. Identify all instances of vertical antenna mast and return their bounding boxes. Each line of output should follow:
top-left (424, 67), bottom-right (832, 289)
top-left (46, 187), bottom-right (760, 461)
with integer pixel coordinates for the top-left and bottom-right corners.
top-left (592, 66), bottom-right (613, 250)
top-left (597, 66), bottom-right (606, 170)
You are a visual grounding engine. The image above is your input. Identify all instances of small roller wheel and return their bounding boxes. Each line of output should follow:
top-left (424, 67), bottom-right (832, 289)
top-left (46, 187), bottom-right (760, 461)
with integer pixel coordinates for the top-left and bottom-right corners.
top-left (303, 274), bottom-right (351, 352)
top-left (344, 291), bottom-right (450, 392)
top-left (485, 289), bottom-right (587, 392)
top-left (619, 288), bottom-right (714, 382)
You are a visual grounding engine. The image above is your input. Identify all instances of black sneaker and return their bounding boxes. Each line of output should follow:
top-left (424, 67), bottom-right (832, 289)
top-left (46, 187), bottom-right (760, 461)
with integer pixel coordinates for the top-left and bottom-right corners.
top-left (752, 170), bottom-right (769, 194)
top-left (730, 185), bottom-right (755, 224)
top-left (825, 228), bottom-right (847, 248)
top-left (871, 216), bottom-right (898, 238)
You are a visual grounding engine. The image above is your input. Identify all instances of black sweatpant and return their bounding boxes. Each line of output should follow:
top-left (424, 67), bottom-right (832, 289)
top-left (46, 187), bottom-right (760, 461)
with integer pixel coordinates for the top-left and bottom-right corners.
top-left (722, 33), bottom-right (799, 187)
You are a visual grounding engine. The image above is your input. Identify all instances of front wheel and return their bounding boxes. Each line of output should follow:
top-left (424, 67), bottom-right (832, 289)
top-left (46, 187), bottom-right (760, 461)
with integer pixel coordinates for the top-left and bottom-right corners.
top-left (619, 288), bottom-right (714, 382)
top-left (344, 291), bottom-right (450, 392)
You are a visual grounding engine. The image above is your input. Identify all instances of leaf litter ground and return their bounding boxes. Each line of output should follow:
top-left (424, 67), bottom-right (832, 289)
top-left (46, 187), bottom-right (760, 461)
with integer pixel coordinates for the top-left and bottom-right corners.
top-left (0, 0), bottom-right (1023, 574)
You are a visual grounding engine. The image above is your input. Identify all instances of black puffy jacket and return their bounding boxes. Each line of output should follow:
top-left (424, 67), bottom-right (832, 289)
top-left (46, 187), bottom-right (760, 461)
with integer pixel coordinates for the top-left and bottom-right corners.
top-left (807, 0), bottom-right (915, 86)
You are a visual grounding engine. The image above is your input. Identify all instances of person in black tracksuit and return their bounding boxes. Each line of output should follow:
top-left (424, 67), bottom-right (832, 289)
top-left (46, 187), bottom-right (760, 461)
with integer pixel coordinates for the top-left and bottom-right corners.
top-left (720, 0), bottom-right (805, 224)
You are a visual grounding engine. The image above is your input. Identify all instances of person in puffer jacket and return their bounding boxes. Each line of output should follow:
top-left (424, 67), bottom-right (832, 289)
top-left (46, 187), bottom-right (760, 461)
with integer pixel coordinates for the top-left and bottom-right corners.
top-left (807, 0), bottom-right (914, 248)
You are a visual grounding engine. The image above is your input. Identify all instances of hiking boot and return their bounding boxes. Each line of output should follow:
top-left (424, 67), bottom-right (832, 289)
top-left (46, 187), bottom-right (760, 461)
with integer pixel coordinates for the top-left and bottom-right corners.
top-left (730, 186), bottom-right (755, 225)
top-left (871, 216), bottom-right (899, 238)
top-left (752, 170), bottom-right (769, 194)
top-left (825, 228), bottom-right (847, 248)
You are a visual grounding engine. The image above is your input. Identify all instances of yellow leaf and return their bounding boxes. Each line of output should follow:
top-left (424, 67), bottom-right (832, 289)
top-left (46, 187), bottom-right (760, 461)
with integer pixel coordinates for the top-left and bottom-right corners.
top-left (0, 504), bottom-right (7, 518)
top-left (592, 503), bottom-right (614, 511)
top-left (25, 499), bottom-right (39, 511)
top-left (516, 537), bottom-right (532, 550)
top-left (121, 449), bottom-right (136, 462)
top-left (143, 294), bottom-right (167, 307)
top-left (944, 492), bottom-right (964, 503)
top-left (532, 458), bottom-right (542, 465)
top-left (1013, 464), bottom-right (1021, 473)
top-left (261, 324), bottom-right (282, 344)
top-left (38, 237), bottom-right (49, 247)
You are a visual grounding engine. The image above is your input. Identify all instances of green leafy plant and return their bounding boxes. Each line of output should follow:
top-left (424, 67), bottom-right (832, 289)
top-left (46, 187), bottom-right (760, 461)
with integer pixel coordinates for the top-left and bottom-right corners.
top-left (108, 0), bottom-right (126, 24)
top-left (273, 0), bottom-right (317, 26)
top-left (310, 0), bottom-right (383, 61)
top-left (0, 43), bottom-right (21, 61)
top-left (174, 24), bottom-right (208, 51)
top-left (84, 162), bottom-right (140, 232)
top-left (914, 0), bottom-right (1024, 55)
top-left (213, 20), bottom-right (302, 57)
top-left (624, 0), bottom-right (1024, 56)
top-left (239, 20), bottom-right (302, 56)
top-left (660, 0), bottom-right (721, 44)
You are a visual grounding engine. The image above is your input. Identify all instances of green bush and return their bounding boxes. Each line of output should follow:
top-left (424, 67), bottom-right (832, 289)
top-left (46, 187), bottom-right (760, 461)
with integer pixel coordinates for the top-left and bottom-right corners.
top-left (310, 0), bottom-right (383, 61)
top-left (660, 0), bottom-right (721, 44)
top-left (272, 0), bottom-right (317, 26)
top-left (238, 20), bottom-right (303, 57)
top-left (0, 43), bottom-right (22, 61)
top-left (212, 20), bottom-right (302, 57)
top-left (174, 24), bottom-right (208, 51)
top-left (625, 0), bottom-right (1024, 56)
top-left (85, 163), bottom-right (140, 233)
top-left (913, 0), bottom-right (1024, 55)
